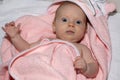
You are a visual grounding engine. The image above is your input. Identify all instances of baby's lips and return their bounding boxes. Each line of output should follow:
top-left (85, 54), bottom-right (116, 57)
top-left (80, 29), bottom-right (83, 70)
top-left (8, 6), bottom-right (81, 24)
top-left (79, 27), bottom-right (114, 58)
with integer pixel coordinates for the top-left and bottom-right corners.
top-left (66, 30), bottom-right (75, 35)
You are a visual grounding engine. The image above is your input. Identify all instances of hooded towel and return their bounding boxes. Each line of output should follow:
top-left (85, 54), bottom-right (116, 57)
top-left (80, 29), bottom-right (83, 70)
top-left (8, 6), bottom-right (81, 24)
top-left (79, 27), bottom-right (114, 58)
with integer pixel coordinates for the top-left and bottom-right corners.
top-left (0, 0), bottom-right (116, 80)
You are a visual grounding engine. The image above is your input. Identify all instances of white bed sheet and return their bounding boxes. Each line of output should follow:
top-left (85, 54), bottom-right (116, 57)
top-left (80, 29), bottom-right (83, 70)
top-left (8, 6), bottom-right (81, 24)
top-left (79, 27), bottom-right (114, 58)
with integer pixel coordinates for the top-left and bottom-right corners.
top-left (108, 13), bottom-right (120, 80)
top-left (0, 0), bottom-right (120, 80)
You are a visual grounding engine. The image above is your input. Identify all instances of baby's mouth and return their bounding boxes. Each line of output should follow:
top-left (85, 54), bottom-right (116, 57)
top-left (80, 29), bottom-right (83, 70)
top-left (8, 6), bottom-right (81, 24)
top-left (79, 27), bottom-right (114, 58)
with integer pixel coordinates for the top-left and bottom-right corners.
top-left (66, 30), bottom-right (75, 35)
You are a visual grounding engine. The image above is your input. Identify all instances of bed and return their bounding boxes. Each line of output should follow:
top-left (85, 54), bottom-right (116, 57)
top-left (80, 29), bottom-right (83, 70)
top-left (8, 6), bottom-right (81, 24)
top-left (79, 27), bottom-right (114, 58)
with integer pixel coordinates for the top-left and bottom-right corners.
top-left (0, 0), bottom-right (120, 80)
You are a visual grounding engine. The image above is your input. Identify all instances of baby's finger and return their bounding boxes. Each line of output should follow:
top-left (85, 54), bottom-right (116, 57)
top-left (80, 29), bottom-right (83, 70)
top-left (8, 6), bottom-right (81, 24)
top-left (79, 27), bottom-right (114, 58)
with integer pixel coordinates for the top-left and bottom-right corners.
top-left (17, 23), bottom-right (21, 28)
top-left (74, 60), bottom-right (82, 68)
top-left (9, 21), bottom-right (15, 26)
top-left (5, 23), bottom-right (9, 27)
top-left (75, 56), bottom-right (81, 61)
top-left (17, 23), bottom-right (21, 30)
top-left (76, 56), bottom-right (81, 59)
top-left (2, 27), bottom-right (5, 31)
top-left (16, 23), bottom-right (21, 33)
top-left (74, 63), bottom-right (82, 68)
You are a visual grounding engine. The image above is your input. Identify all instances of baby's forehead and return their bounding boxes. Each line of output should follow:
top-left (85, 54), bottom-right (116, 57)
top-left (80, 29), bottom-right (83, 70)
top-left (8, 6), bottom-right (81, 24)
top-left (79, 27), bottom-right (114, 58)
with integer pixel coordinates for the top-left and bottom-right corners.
top-left (56, 2), bottom-right (86, 16)
top-left (54, 1), bottom-right (87, 22)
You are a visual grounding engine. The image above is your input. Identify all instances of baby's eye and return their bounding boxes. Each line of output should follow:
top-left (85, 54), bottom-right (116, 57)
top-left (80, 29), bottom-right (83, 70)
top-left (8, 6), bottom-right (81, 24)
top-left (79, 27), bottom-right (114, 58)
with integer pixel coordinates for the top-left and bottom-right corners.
top-left (61, 18), bottom-right (68, 22)
top-left (76, 20), bottom-right (81, 25)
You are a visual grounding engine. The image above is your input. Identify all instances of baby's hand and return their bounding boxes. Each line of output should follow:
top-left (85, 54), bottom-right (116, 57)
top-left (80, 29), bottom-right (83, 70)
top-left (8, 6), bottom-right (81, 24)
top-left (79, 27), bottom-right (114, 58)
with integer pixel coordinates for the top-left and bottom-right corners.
top-left (2, 21), bottom-right (21, 39)
top-left (74, 56), bottom-right (87, 74)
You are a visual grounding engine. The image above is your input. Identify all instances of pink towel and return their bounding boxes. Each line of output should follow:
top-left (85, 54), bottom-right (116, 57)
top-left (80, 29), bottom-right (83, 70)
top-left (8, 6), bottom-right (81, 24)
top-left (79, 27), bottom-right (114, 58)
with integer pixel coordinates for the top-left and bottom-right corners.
top-left (0, 0), bottom-right (116, 80)
top-left (9, 39), bottom-right (80, 80)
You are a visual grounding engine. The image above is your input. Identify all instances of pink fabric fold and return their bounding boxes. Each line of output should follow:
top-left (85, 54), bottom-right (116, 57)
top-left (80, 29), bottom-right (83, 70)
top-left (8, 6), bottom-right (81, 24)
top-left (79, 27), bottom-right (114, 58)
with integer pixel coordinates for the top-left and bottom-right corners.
top-left (9, 39), bottom-right (80, 80)
top-left (0, 0), bottom-right (116, 80)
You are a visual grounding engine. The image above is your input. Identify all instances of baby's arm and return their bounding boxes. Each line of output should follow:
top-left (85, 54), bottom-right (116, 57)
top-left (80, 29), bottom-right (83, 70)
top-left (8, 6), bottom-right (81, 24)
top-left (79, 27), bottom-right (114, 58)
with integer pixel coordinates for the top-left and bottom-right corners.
top-left (74, 44), bottom-right (99, 78)
top-left (2, 21), bottom-right (39, 52)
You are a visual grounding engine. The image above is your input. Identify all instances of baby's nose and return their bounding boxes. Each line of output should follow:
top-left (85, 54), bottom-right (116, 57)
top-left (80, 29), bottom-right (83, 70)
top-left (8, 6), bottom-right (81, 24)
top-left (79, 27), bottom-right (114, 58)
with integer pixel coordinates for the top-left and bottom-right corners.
top-left (68, 21), bottom-right (75, 27)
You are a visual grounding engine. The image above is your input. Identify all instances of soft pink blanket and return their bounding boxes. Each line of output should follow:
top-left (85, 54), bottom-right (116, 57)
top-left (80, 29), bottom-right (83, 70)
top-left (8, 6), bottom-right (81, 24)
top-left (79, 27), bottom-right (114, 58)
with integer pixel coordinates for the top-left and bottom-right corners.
top-left (9, 39), bottom-right (80, 80)
top-left (0, 0), bottom-right (116, 80)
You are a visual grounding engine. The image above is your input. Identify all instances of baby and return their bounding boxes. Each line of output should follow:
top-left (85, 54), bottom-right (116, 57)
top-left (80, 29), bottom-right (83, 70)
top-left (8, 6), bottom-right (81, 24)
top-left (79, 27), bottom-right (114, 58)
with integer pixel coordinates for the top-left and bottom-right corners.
top-left (3, 1), bottom-right (99, 78)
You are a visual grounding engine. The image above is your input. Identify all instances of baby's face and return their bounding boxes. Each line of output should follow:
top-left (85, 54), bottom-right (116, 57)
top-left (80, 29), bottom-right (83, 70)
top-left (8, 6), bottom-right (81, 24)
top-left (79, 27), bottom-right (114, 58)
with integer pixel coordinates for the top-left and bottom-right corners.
top-left (53, 2), bottom-right (87, 43)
